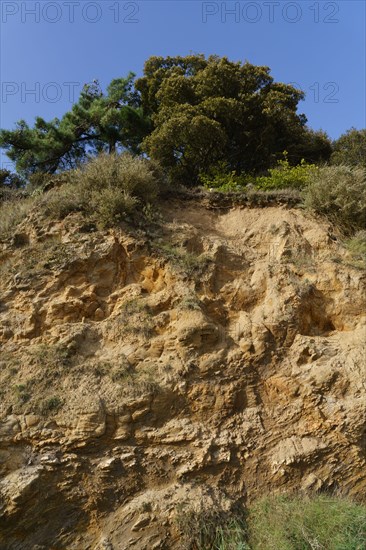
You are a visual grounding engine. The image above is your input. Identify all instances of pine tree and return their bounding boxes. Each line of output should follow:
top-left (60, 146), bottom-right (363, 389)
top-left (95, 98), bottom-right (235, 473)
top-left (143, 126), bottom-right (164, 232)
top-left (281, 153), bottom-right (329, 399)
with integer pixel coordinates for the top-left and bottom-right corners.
top-left (0, 74), bottom-right (151, 178)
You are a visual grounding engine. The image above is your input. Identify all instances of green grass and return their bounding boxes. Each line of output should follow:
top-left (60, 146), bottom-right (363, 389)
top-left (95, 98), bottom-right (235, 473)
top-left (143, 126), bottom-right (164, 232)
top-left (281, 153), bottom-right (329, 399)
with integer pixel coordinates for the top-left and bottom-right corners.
top-left (155, 242), bottom-right (211, 276)
top-left (344, 231), bottom-right (366, 269)
top-left (177, 506), bottom-right (248, 550)
top-left (0, 195), bottom-right (35, 239)
top-left (38, 396), bottom-right (63, 415)
top-left (178, 494), bottom-right (366, 550)
top-left (247, 494), bottom-right (366, 550)
top-left (30, 343), bottom-right (74, 369)
top-left (114, 298), bottom-right (155, 338)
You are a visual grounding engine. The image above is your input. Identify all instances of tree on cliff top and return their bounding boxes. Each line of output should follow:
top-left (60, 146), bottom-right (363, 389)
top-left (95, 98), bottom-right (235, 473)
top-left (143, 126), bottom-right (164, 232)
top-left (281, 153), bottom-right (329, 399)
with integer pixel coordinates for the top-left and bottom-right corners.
top-left (0, 75), bottom-right (151, 177)
top-left (135, 54), bottom-right (331, 184)
top-left (0, 55), bottom-right (332, 184)
top-left (331, 128), bottom-right (366, 168)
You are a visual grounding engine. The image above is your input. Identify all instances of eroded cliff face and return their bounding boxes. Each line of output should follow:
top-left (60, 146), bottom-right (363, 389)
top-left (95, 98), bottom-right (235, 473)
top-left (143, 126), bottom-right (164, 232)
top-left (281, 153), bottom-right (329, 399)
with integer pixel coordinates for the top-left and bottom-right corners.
top-left (0, 197), bottom-right (365, 549)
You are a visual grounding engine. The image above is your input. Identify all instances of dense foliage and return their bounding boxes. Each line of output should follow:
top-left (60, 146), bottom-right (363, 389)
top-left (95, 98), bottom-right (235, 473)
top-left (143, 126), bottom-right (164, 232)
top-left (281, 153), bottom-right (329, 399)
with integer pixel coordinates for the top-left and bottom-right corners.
top-left (303, 165), bottom-right (366, 233)
top-left (40, 152), bottom-right (162, 228)
top-left (0, 54), bottom-right (364, 238)
top-left (0, 153), bottom-right (162, 237)
top-left (255, 153), bottom-right (318, 190)
top-left (198, 161), bottom-right (249, 191)
top-left (136, 55), bottom-right (331, 184)
top-left (0, 75), bottom-right (150, 177)
top-left (0, 168), bottom-right (24, 189)
top-left (1, 54), bottom-right (333, 184)
top-left (198, 153), bottom-right (318, 192)
top-left (331, 128), bottom-right (366, 168)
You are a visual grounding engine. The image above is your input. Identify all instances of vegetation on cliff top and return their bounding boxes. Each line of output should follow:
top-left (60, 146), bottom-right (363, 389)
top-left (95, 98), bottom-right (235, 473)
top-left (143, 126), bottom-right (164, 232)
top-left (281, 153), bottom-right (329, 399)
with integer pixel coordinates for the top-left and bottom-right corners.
top-left (0, 54), bottom-right (365, 246)
top-left (0, 54), bottom-right (331, 181)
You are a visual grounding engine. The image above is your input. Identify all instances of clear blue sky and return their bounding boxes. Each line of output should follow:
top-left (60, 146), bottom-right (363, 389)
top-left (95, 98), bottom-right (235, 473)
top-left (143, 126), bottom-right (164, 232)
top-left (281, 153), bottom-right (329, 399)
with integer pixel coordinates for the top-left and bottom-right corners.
top-left (1, 0), bottom-right (365, 169)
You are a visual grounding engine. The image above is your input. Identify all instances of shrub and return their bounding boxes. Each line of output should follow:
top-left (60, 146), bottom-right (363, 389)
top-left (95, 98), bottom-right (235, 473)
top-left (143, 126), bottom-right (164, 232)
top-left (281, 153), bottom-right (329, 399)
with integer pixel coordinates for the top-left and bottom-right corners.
top-left (155, 243), bottom-right (210, 276)
top-left (345, 230), bottom-right (366, 268)
top-left (0, 187), bottom-right (27, 203)
top-left (114, 298), bottom-right (154, 338)
top-left (75, 152), bottom-right (161, 201)
top-left (38, 181), bottom-right (85, 219)
top-left (199, 161), bottom-right (249, 192)
top-left (39, 396), bottom-right (63, 415)
top-left (303, 165), bottom-right (366, 233)
top-left (176, 505), bottom-right (248, 550)
top-left (0, 196), bottom-right (35, 239)
top-left (28, 172), bottom-right (58, 191)
top-left (13, 383), bottom-right (31, 404)
top-left (255, 153), bottom-right (317, 190)
top-left (177, 292), bottom-right (202, 311)
top-left (91, 186), bottom-right (137, 228)
top-left (41, 152), bottom-right (162, 228)
top-left (346, 230), bottom-right (366, 257)
top-left (331, 128), bottom-right (366, 168)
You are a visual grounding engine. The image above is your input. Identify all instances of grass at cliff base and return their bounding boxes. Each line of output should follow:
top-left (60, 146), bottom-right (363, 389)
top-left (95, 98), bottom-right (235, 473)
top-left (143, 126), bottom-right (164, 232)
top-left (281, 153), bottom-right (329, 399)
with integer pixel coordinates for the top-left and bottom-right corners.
top-left (179, 494), bottom-right (366, 550)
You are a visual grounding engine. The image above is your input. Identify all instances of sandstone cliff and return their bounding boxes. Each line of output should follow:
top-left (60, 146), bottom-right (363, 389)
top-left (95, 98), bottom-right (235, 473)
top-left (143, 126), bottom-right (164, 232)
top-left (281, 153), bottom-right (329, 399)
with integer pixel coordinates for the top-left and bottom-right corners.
top-left (0, 195), bottom-right (365, 549)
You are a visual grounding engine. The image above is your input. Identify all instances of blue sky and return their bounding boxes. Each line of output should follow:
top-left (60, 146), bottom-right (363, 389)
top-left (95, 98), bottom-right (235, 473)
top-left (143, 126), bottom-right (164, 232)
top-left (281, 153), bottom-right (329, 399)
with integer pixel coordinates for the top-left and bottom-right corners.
top-left (0, 0), bottom-right (365, 169)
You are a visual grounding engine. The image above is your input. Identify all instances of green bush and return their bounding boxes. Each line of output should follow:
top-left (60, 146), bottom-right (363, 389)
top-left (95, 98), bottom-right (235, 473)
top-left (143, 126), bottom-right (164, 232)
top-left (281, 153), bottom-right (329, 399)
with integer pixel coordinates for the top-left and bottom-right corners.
top-left (303, 165), bottom-right (366, 233)
top-left (0, 195), bottom-right (35, 238)
top-left (91, 186), bottom-right (138, 228)
top-left (74, 152), bottom-right (161, 202)
top-left (344, 230), bottom-right (366, 268)
top-left (199, 162), bottom-right (249, 192)
top-left (155, 242), bottom-right (210, 276)
top-left (1, 153), bottom-right (163, 237)
top-left (39, 396), bottom-right (63, 415)
top-left (28, 172), bottom-right (57, 192)
top-left (199, 154), bottom-right (318, 193)
top-left (13, 383), bottom-right (31, 404)
top-left (41, 181), bottom-right (86, 219)
top-left (346, 230), bottom-right (366, 257)
top-left (331, 128), bottom-right (366, 168)
top-left (255, 153), bottom-right (317, 190)
top-left (41, 152), bottom-right (162, 228)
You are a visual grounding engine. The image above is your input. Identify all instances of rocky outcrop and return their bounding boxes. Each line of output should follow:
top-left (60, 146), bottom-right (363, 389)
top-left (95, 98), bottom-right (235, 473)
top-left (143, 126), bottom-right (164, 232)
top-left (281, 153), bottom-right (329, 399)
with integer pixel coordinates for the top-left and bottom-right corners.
top-left (0, 199), bottom-right (365, 548)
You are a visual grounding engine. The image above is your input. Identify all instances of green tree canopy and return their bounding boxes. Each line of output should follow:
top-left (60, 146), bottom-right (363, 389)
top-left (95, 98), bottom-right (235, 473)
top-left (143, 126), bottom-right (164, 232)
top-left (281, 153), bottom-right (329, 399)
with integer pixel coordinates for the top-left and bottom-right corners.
top-left (0, 74), bottom-right (151, 177)
top-left (136, 54), bottom-right (332, 184)
top-left (0, 55), bottom-right (333, 184)
top-left (330, 128), bottom-right (366, 168)
top-left (0, 168), bottom-right (24, 189)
